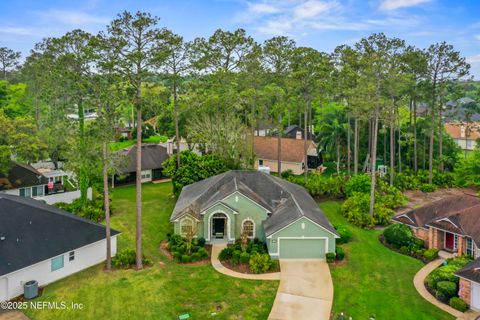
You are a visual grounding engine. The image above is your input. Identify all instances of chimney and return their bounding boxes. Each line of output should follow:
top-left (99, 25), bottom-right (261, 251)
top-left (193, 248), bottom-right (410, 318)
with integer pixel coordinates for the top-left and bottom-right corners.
top-left (296, 131), bottom-right (302, 140)
top-left (460, 125), bottom-right (466, 138)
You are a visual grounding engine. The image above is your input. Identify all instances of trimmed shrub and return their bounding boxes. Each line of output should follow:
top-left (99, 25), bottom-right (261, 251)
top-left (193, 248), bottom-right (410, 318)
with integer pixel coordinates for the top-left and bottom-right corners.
top-left (341, 192), bottom-right (375, 228)
top-left (424, 248), bottom-right (439, 261)
top-left (270, 260), bottom-right (280, 272)
top-left (449, 297), bottom-right (468, 312)
top-left (181, 255), bottom-right (191, 263)
top-left (345, 174), bottom-right (371, 197)
top-left (190, 252), bottom-right (201, 262)
top-left (198, 247), bottom-right (209, 259)
top-left (218, 247), bottom-right (233, 260)
top-left (399, 246), bottom-right (409, 254)
top-left (334, 224), bottom-right (352, 244)
top-left (196, 237), bottom-right (206, 247)
top-left (420, 184), bottom-right (437, 193)
top-left (172, 251), bottom-right (182, 262)
top-left (326, 252), bottom-right (336, 263)
top-left (112, 249), bottom-right (150, 268)
top-left (281, 169), bottom-right (294, 178)
top-left (335, 246), bottom-right (345, 260)
top-left (436, 281), bottom-right (457, 300)
top-left (383, 224), bottom-right (414, 248)
top-left (232, 250), bottom-right (242, 266)
top-left (169, 234), bottom-right (183, 246)
top-left (240, 252), bottom-right (250, 264)
top-left (249, 253), bottom-right (272, 274)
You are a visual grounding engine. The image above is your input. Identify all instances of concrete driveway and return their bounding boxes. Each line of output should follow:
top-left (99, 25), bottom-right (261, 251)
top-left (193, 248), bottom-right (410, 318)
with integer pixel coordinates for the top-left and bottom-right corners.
top-left (268, 259), bottom-right (333, 320)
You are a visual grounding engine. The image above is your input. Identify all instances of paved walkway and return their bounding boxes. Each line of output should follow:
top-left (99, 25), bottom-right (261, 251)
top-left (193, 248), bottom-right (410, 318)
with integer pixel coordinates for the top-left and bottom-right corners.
top-left (268, 259), bottom-right (333, 320)
top-left (414, 258), bottom-right (480, 320)
top-left (0, 311), bottom-right (30, 320)
top-left (210, 244), bottom-right (280, 280)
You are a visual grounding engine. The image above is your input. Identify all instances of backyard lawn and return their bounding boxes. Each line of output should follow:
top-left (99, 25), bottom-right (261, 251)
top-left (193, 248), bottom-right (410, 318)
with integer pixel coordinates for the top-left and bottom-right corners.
top-left (24, 183), bottom-right (278, 320)
top-left (320, 201), bottom-right (454, 320)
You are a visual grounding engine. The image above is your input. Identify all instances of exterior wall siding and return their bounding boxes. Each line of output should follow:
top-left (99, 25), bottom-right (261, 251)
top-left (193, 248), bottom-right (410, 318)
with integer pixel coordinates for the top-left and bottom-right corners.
top-left (254, 159), bottom-right (303, 175)
top-left (459, 278), bottom-right (471, 306)
top-left (413, 227), bottom-right (429, 245)
top-left (267, 217), bottom-right (336, 259)
top-left (1, 236), bottom-right (118, 301)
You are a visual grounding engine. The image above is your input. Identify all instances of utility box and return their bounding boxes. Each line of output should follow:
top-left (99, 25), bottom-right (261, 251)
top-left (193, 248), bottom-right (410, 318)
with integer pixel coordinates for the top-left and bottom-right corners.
top-left (24, 280), bottom-right (38, 299)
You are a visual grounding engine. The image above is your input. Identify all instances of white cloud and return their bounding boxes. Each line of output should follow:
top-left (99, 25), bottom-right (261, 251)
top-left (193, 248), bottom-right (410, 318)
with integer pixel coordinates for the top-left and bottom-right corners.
top-left (466, 54), bottom-right (480, 64)
top-left (474, 35), bottom-right (480, 41)
top-left (247, 2), bottom-right (281, 14)
top-left (293, 1), bottom-right (339, 20)
top-left (379, 0), bottom-right (432, 11)
top-left (34, 10), bottom-right (109, 27)
top-left (0, 27), bottom-right (35, 36)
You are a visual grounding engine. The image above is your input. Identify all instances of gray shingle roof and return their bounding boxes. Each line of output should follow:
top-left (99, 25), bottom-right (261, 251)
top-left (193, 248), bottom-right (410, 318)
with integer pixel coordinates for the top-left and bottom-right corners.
top-left (456, 258), bottom-right (480, 284)
top-left (0, 162), bottom-right (48, 191)
top-left (116, 143), bottom-right (169, 174)
top-left (170, 170), bottom-right (339, 237)
top-left (0, 194), bottom-right (120, 276)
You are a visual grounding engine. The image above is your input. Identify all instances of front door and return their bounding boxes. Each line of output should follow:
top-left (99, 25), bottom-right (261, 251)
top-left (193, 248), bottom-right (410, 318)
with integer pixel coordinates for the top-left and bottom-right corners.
top-left (212, 217), bottom-right (225, 239)
top-left (445, 232), bottom-right (454, 250)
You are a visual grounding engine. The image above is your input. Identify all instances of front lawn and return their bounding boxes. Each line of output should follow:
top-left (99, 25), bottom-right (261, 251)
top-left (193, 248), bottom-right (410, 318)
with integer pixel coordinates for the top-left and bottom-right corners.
top-left (320, 201), bottom-right (454, 320)
top-left (25, 183), bottom-right (278, 320)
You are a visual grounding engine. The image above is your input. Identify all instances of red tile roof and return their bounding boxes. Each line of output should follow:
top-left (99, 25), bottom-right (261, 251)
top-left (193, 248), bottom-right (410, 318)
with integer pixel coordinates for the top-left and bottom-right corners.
top-left (253, 136), bottom-right (316, 163)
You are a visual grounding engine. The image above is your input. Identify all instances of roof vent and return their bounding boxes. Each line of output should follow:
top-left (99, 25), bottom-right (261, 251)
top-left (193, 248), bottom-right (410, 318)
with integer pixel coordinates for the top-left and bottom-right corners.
top-left (0, 236), bottom-right (5, 241)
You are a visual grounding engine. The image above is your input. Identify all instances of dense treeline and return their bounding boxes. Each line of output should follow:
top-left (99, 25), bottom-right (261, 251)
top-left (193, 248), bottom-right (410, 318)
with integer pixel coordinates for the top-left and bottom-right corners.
top-left (0, 10), bottom-right (478, 266)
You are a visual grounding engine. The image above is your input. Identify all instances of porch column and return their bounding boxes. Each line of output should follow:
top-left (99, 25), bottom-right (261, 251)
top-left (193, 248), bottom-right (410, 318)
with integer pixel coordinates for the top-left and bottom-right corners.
top-left (428, 227), bottom-right (434, 249)
top-left (457, 236), bottom-right (464, 256)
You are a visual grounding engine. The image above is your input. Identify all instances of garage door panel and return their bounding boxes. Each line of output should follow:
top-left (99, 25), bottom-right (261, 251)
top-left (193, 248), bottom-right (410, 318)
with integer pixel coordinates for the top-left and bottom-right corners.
top-left (279, 238), bottom-right (326, 259)
top-left (472, 282), bottom-right (480, 310)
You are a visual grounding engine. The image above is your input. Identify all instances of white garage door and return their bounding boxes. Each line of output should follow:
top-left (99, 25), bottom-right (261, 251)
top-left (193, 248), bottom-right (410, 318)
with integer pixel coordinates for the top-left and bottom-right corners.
top-left (0, 277), bottom-right (8, 302)
top-left (472, 282), bottom-right (480, 310)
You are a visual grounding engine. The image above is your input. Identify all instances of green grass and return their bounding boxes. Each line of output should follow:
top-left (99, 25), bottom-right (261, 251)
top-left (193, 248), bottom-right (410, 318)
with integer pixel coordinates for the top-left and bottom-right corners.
top-left (25, 183), bottom-right (278, 320)
top-left (320, 200), bottom-right (454, 320)
top-left (109, 135), bottom-right (168, 152)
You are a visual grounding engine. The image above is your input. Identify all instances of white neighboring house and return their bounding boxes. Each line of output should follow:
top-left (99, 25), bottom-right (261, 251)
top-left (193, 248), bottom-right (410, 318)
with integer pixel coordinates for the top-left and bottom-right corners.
top-left (0, 194), bottom-right (119, 302)
top-left (0, 162), bottom-right (89, 204)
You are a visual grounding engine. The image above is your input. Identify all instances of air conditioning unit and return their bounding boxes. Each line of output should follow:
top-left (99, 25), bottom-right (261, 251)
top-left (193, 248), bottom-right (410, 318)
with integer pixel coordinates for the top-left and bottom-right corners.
top-left (258, 166), bottom-right (271, 174)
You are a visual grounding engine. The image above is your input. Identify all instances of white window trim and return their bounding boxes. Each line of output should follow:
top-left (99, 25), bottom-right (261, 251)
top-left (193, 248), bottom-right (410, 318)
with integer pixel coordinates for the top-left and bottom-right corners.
top-left (180, 216), bottom-right (194, 236)
top-left (241, 218), bottom-right (255, 239)
top-left (266, 216), bottom-right (340, 239)
top-left (466, 238), bottom-right (474, 257)
top-left (206, 210), bottom-right (233, 241)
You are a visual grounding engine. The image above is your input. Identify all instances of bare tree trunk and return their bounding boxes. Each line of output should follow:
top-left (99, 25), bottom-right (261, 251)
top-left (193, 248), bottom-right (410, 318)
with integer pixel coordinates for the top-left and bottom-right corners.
top-left (398, 120), bottom-right (402, 173)
top-left (135, 85), bottom-right (143, 270)
top-left (102, 142), bottom-right (112, 271)
top-left (304, 101), bottom-right (308, 180)
top-left (428, 107), bottom-right (435, 184)
top-left (354, 117), bottom-right (359, 175)
top-left (438, 101), bottom-right (444, 173)
top-left (336, 140), bottom-right (340, 174)
top-left (173, 80), bottom-right (180, 168)
top-left (383, 125), bottom-right (387, 167)
top-left (368, 118), bottom-right (372, 157)
top-left (347, 113), bottom-right (351, 175)
top-left (390, 110), bottom-right (395, 186)
top-left (277, 114), bottom-right (282, 176)
top-left (369, 109), bottom-right (379, 217)
top-left (413, 99), bottom-right (418, 173)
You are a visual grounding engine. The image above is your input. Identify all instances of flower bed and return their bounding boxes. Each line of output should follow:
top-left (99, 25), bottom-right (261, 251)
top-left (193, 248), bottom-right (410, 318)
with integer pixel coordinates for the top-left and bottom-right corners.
top-left (218, 239), bottom-right (280, 274)
top-left (165, 234), bottom-right (210, 263)
top-left (425, 256), bottom-right (472, 312)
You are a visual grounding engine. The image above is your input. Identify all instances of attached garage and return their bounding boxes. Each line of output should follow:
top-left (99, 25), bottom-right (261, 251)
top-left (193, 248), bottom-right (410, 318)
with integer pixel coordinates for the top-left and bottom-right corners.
top-left (278, 238), bottom-right (327, 259)
top-left (266, 217), bottom-right (338, 259)
top-left (472, 282), bottom-right (480, 311)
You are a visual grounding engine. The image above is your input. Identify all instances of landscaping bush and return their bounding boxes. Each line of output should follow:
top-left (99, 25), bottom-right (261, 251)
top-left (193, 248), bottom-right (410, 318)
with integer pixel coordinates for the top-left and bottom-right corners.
top-left (240, 252), bottom-right (250, 264)
top-left (249, 253), bottom-right (272, 274)
top-left (436, 281), bottom-right (457, 300)
top-left (345, 174), bottom-right (371, 197)
top-left (281, 169), bottom-right (294, 178)
top-left (218, 246), bottom-right (233, 260)
top-left (326, 252), bottom-right (336, 263)
top-left (449, 297), bottom-right (468, 312)
top-left (270, 260), bottom-right (280, 272)
top-left (341, 192), bottom-right (375, 228)
top-left (383, 224), bottom-right (414, 248)
top-left (172, 251), bottom-right (182, 261)
top-left (336, 246), bottom-right (345, 260)
top-left (196, 237), bottom-right (206, 247)
top-left (112, 249), bottom-right (150, 268)
top-left (55, 193), bottom-right (109, 222)
top-left (181, 254), bottom-right (191, 263)
top-left (190, 252), bottom-right (201, 262)
top-left (197, 247), bottom-right (209, 259)
top-left (423, 248), bottom-right (439, 261)
top-left (420, 184), bottom-right (437, 193)
top-left (334, 224), bottom-right (352, 244)
top-left (286, 173), bottom-right (347, 198)
top-left (232, 250), bottom-right (242, 266)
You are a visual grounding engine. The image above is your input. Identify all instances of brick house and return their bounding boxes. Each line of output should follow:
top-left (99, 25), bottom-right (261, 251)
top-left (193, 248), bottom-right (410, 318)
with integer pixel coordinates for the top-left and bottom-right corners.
top-left (392, 194), bottom-right (480, 310)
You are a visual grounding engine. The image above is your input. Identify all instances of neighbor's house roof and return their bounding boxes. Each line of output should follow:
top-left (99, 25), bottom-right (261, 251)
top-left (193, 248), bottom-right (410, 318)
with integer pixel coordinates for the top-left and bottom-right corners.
top-left (283, 125), bottom-right (316, 140)
top-left (456, 258), bottom-right (480, 284)
top-left (170, 170), bottom-right (339, 238)
top-left (0, 194), bottom-right (120, 276)
top-left (445, 123), bottom-right (480, 140)
top-left (392, 194), bottom-right (480, 229)
top-left (0, 162), bottom-right (48, 191)
top-left (253, 136), bottom-right (317, 163)
top-left (115, 143), bottom-right (169, 174)
top-left (144, 116), bottom-right (159, 128)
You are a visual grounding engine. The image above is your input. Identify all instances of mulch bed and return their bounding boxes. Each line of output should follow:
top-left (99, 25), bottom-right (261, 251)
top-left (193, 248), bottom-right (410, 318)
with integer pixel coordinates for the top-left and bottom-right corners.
top-left (378, 234), bottom-right (430, 264)
top-left (218, 259), bottom-right (280, 274)
top-left (159, 240), bottom-right (211, 266)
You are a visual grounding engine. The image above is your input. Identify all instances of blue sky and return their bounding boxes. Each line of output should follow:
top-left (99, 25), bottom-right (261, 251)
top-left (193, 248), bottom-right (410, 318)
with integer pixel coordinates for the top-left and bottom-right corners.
top-left (1, 0), bottom-right (480, 77)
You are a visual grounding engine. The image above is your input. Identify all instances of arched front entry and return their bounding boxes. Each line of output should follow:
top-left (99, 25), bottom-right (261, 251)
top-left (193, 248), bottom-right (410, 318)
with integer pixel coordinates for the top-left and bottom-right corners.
top-left (210, 212), bottom-right (229, 240)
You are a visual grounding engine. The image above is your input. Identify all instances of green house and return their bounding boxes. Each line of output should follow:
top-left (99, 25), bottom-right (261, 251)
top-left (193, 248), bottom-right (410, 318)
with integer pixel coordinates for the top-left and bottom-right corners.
top-left (170, 170), bottom-right (339, 259)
